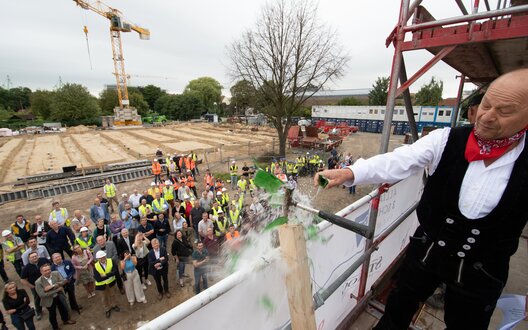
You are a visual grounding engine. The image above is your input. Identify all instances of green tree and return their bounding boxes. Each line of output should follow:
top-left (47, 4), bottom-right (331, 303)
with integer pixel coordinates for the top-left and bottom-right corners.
top-left (415, 77), bottom-right (443, 106)
top-left (228, 0), bottom-right (348, 156)
top-left (49, 84), bottom-right (100, 122)
top-left (154, 93), bottom-right (203, 120)
top-left (368, 76), bottom-right (390, 105)
top-left (230, 80), bottom-right (258, 115)
top-left (98, 88), bottom-right (119, 115)
top-left (337, 97), bottom-right (364, 106)
top-left (138, 85), bottom-right (166, 110)
top-left (30, 90), bottom-right (55, 119)
top-left (0, 104), bottom-right (13, 121)
top-left (183, 77), bottom-right (222, 112)
top-left (0, 87), bottom-right (32, 111)
top-left (99, 88), bottom-right (149, 116)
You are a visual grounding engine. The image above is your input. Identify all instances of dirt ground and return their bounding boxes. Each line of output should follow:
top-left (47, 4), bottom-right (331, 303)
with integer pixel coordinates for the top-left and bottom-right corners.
top-left (0, 123), bottom-right (278, 186)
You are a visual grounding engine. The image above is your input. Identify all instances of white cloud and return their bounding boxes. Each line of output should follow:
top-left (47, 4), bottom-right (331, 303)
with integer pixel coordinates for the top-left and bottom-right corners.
top-left (1, 0), bottom-right (479, 97)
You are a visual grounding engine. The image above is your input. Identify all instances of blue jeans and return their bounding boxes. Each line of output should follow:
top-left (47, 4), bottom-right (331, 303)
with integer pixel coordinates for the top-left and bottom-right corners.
top-left (11, 313), bottom-right (36, 330)
top-left (194, 267), bottom-right (208, 294)
top-left (156, 235), bottom-right (168, 249)
top-left (177, 260), bottom-right (186, 279)
top-left (230, 175), bottom-right (238, 189)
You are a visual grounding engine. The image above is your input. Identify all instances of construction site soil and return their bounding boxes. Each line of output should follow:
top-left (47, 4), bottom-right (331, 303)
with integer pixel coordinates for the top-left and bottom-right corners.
top-left (0, 125), bottom-right (525, 329)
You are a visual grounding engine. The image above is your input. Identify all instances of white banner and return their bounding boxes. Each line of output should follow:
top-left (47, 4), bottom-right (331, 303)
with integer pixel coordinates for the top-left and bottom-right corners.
top-left (149, 170), bottom-right (425, 330)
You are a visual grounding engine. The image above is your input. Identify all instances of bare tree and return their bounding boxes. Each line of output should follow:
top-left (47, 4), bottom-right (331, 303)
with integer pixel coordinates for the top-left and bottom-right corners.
top-left (228, 0), bottom-right (348, 156)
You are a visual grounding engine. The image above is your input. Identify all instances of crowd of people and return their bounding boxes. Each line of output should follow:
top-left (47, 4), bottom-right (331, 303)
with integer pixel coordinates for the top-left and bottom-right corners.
top-left (0, 151), bottom-right (273, 330)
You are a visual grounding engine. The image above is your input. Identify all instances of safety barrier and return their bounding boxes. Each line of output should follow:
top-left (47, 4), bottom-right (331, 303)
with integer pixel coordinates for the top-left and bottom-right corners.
top-left (0, 167), bottom-right (152, 204)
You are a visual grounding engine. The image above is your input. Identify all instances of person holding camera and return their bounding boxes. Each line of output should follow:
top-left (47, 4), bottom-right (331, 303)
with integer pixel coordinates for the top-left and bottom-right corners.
top-left (30, 215), bottom-right (50, 248)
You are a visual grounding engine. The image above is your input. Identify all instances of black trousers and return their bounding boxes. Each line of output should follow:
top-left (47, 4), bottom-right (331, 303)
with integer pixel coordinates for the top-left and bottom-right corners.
top-left (374, 228), bottom-right (507, 330)
top-left (136, 257), bottom-right (149, 282)
top-left (47, 294), bottom-right (69, 330)
top-left (30, 287), bottom-right (42, 314)
top-left (64, 281), bottom-right (80, 311)
top-left (0, 260), bottom-right (8, 282)
top-left (152, 268), bottom-right (169, 294)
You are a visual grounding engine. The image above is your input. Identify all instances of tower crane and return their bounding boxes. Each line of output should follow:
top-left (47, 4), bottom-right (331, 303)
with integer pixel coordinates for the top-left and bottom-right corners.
top-left (73, 0), bottom-right (150, 125)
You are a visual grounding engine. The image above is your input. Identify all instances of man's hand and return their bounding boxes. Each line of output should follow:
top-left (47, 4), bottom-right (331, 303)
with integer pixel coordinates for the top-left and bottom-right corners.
top-left (44, 284), bottom-right (55, 292)
top-left (313, 168), bottom-right (355, 189)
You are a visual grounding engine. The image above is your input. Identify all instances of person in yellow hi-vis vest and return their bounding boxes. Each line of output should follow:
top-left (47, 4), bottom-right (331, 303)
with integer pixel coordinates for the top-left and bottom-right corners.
top-left (93, 250), bottom-right (120, 318)
top-left (2, 230), bottom-right (25, 276)
top-left (49, 201), bottom-right (69, 227)
top-left (103, 179), bottom-right (118, 213)
top-left (229, 161), bottom-right (238, 190)
top-left (237, 176), bottom-right (248, 195)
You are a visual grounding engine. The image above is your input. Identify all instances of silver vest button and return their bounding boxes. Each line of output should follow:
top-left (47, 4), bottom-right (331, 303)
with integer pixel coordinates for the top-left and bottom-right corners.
top-left (467, 237), bottom-right (476, 244)
top-left (438, 240), bottom-right (446, 247)
top-left (462, 244), bottom-right (471, 250)
top-left (471, 229), bottom-right (480, 235)
top-left (446, 218), bottom-right (454, 224)
top-left (457, 251), bottom-right (465, 258)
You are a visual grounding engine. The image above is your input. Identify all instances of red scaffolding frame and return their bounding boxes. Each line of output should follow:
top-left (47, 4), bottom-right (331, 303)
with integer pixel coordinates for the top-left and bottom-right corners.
top-left (379, 0), bottom-right (528, 153)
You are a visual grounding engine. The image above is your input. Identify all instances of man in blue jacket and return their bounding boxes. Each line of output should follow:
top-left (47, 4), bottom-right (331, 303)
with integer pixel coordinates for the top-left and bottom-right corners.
top-left (51, 253), bottom-right (82, 314)
top-left (90, 198), bottom-right (110, 225)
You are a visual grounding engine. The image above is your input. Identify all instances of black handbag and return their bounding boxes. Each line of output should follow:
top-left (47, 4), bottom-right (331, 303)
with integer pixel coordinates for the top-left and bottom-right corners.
top-left (19, 305), bottom-right (36, 321)
top-left (121, 271), bottom-right (127, 281)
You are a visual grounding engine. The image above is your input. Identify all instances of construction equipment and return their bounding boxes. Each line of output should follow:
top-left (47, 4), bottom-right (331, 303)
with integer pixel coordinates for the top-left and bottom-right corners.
top-left (73, 0), bottom-right (150, 126)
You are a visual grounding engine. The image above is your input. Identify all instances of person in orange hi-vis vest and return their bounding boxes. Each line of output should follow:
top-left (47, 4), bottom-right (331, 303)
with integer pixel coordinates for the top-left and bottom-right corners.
top-left (185, 170), bottom-right (197, 196)
top-left (152, 159), bottom-right (162, 184)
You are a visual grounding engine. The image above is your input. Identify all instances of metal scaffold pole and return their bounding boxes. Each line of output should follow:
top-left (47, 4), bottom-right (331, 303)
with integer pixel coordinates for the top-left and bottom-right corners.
top-left (380, 0), bottom-right (411, 154)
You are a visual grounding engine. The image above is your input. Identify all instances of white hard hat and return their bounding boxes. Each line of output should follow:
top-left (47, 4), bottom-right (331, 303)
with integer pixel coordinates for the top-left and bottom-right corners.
top-left (154, 159), bottom-right (159, 162)
top-left (122, 193), bottom-right (128, 197)
top-left (216, 191), bottom-right (222, 195)
top-left (232, 161), bottom-right (236, 164)
top-left (2, 230), bottom-right (11, 237)
top-left (222, 188), bottom-right (227, 192)
top-left (80, 227), bottom-right (89, 232)
top-left (165, 180), bottom-right (171, 185)
top-left (96, 251), bottom-right (107, 259)
top-left (187, 169), bottom-right (191, 172)
top-left (184, 194), bottom-right (190, 199)
top-left (217, 209), bottom-right (223, 214)
top-left (150, 182), bottom-right (156, 186)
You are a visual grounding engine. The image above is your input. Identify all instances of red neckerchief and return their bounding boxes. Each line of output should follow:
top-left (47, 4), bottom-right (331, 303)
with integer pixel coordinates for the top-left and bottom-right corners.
top-left (464, 128), bottom-right (526, 162)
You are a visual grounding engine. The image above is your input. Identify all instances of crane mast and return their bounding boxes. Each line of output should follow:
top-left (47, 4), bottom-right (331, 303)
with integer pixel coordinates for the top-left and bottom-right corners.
top-left (73, 0), bottom-right (150, 125)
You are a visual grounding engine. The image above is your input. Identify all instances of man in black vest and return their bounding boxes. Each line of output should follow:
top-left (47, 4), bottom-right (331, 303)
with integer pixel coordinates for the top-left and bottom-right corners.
top-left (315, 68), bottom-right (528, 330)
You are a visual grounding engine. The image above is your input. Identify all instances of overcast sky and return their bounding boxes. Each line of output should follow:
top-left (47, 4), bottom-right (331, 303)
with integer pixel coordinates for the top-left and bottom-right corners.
top-left (0, 1), bottom-right (478, 98)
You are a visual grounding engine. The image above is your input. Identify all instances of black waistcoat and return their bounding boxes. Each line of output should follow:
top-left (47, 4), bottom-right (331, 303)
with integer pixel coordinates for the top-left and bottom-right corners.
top-left (416, 126), bottom-right (528, 262)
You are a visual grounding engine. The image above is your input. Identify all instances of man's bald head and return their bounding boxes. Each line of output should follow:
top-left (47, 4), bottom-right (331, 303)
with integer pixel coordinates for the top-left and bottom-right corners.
top-left (475, 69), bottom-right (528, 140)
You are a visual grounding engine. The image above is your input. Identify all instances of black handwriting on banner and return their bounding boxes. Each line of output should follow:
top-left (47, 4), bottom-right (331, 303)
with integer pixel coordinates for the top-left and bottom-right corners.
top-left (369, 256), bottom-right (383, 273)
top-left (341, 276), bottom-right (359, 297)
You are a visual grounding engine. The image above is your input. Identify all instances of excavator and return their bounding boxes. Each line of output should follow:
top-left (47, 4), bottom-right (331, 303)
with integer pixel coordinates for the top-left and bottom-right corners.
top-left (73, 0), bottom-right (150, 126)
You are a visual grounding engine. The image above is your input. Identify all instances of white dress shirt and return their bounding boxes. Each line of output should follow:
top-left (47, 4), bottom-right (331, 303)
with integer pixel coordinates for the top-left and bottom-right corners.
top-left (348, 127), bottom-right (525, 219)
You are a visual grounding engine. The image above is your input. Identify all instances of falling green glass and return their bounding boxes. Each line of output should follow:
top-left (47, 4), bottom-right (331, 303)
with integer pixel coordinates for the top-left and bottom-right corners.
top-left (253, 169), bottom-right (284, 193)
top-left (306, 225), bottom-right (319, 241)
top-left (263, 216), bottom-right (288, 231)
top-left (260, 295), bottom-right (275, 313)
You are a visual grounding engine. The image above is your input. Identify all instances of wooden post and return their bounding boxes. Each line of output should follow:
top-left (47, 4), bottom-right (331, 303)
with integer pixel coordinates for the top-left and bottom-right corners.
top-left (278, 224), bottom-right (317, 330)
top-left (204, 151), bottom-right (209, 170)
